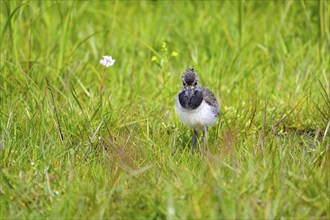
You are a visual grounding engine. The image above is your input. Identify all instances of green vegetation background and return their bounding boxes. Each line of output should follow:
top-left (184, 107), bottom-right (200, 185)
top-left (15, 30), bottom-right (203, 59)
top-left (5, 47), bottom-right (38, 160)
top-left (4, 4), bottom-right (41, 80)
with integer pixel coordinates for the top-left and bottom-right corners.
top-left (1, 0), bottom-right (329, 219)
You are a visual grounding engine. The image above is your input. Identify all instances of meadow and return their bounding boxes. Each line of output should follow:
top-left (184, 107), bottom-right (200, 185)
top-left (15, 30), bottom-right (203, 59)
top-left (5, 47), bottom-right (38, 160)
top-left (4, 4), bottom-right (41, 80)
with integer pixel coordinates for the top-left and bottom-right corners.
top-left (1, 1), bottom-right (329, 219)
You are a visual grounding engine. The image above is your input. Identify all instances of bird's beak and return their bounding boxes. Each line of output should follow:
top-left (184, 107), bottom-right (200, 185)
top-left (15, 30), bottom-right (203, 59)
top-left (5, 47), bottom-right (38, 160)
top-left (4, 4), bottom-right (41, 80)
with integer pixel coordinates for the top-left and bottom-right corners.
top-left (185, 87), bottom-right (194, 98)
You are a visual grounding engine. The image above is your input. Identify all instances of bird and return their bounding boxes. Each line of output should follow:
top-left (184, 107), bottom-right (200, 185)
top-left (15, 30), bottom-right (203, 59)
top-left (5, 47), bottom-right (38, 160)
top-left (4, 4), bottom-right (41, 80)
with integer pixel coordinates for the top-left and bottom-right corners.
top-left (175, 68), bottom-right (220, 149)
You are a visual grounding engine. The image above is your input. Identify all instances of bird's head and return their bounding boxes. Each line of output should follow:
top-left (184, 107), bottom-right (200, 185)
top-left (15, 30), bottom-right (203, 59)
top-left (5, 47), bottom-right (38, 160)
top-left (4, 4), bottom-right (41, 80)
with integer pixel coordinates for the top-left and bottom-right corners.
top-left (182, 68), bottom-right (199, 98)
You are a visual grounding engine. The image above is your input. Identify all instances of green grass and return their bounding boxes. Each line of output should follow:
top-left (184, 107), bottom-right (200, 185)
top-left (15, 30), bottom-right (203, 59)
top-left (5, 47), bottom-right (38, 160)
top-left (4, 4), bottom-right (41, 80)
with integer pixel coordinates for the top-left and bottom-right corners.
top-left (1, 0), bottom-right (330, 219)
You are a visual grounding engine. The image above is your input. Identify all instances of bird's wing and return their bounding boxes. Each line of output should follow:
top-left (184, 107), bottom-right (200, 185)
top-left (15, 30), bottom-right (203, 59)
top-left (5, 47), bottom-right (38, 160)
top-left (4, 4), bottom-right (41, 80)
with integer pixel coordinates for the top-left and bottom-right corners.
top-left (202, 87), bottom-right (220, 116)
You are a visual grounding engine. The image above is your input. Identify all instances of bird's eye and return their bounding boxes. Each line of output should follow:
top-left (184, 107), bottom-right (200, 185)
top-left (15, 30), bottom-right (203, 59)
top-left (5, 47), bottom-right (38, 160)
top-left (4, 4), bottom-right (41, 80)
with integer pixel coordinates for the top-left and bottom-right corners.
top-left (194, 82), bottom-right (197, 86)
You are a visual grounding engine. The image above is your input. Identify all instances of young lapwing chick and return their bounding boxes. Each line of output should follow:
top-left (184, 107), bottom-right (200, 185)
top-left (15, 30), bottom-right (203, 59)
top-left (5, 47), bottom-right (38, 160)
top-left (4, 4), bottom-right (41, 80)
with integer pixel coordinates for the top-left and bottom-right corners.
top-left (175, 68), bottom-right (220, 149)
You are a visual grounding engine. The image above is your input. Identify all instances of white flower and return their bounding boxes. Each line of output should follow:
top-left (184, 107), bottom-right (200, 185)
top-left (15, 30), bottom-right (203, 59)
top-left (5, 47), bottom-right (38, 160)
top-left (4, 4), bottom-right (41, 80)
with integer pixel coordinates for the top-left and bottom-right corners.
top-left (100, 55), bottom-right (115, 67)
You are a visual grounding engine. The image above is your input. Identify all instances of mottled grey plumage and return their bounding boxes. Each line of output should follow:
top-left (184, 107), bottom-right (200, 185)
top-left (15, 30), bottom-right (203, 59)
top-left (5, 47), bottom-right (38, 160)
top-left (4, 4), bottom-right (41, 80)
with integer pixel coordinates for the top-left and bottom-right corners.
top-left (175, 68), bottom-right (220, 149)
top-left (202, 87), bottom-right (220, 116)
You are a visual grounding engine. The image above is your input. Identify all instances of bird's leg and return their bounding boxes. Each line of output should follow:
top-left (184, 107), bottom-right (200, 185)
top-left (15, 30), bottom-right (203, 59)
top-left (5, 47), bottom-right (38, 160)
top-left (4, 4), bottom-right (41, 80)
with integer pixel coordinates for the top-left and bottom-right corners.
top-left (192, 130), bottom-right (198, 149)
top-left (202, 126), bottom-right (208, 150)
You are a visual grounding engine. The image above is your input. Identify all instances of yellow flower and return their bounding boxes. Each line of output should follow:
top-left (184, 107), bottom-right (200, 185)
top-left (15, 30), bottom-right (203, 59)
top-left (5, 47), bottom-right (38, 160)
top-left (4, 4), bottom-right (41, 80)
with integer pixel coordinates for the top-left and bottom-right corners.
top-left (162, 42), bottom-right (167, 48)
top-left (171, 51), bottom-right (178, 57)
top-left (151, 56), bottom-right (158, 61)
top-left (161, 42), bottom-right (167, 52)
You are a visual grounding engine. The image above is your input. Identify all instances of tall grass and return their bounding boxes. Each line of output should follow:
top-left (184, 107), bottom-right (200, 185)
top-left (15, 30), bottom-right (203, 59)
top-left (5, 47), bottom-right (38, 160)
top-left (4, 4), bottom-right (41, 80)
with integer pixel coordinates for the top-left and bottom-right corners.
top-left (1, 1), bottom-right (329, 219)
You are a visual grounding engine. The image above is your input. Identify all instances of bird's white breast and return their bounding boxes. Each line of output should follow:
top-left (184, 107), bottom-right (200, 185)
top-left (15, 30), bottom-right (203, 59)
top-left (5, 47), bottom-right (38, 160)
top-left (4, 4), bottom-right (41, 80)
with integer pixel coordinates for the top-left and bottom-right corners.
top-left (175, 99), bottom-right (217, 129)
